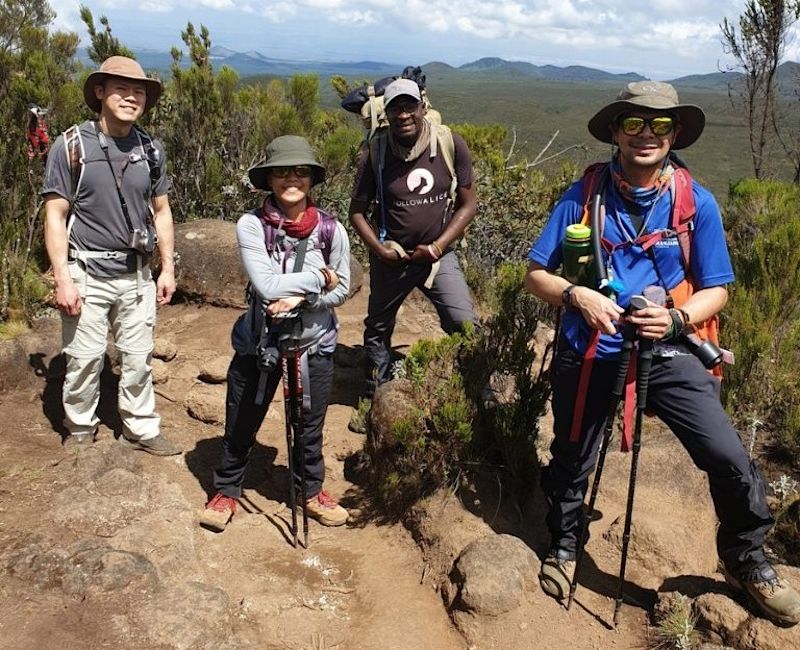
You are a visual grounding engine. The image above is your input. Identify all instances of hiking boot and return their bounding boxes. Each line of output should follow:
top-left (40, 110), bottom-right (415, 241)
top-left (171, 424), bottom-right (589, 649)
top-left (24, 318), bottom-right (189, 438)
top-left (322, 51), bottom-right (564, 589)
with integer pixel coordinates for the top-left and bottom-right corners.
top-left (199, 493), bottom-right (237, 532)
top-left (62, 432), bottom-right (94, 450)
top-left (304, 490), bottom-right (349, 527)
top-left (724, 564), bottom-right (800, 626)
top-left (540, 550), bottom-right (576, 601)
top-left (119, 433), bottom-right (182, 456)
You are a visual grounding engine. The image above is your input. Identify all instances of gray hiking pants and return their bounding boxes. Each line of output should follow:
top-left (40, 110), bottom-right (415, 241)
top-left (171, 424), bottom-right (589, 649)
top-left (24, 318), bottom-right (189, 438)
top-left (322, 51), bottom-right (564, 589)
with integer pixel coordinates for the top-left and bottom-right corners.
top-left (364, 251), bottom-right (478, 386)
top-left (544, 345), bottom-right (773, 575)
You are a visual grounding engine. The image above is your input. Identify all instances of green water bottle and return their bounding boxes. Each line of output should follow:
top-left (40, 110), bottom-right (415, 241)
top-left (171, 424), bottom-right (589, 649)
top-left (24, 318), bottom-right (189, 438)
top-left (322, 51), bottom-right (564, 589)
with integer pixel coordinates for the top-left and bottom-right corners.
top-left (562, 224), bottom-right (595, 287)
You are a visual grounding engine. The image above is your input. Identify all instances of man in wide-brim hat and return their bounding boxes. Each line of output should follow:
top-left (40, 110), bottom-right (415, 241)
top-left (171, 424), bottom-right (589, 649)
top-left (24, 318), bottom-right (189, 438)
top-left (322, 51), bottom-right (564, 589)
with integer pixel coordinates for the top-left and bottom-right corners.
top-left (525, 80), bottom-right (800, 626)
top-left (41, 56), bottom-right (181, 456)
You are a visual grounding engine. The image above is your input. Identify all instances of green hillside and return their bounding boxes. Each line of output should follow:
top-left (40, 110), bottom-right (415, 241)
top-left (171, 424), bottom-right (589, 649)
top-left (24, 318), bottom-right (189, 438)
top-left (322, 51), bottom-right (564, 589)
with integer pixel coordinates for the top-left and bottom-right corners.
top-left (320, 73), bottom-right (798, 200)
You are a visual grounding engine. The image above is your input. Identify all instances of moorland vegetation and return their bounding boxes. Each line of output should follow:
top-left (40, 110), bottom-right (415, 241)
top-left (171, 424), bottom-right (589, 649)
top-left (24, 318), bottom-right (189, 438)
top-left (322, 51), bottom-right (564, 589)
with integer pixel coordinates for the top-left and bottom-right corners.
top-left (2, 0), bottom-right (800, 554)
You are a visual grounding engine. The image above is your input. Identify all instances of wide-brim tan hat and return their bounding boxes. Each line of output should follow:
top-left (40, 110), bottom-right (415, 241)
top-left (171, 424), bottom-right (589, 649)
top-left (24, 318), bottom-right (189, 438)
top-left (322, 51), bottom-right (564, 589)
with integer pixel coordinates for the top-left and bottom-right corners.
top-left (588, 81), bottom-right (705, 150)
top-left (248, 135), bottom-right (326, 190)
top-left (83, 56), bottom-right (162, 114)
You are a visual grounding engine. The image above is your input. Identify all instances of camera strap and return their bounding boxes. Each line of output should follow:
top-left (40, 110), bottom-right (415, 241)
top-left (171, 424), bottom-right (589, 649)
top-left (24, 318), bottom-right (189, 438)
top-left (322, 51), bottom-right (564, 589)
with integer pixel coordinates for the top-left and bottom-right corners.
top-left (94, 122), bottom-right (136, 235)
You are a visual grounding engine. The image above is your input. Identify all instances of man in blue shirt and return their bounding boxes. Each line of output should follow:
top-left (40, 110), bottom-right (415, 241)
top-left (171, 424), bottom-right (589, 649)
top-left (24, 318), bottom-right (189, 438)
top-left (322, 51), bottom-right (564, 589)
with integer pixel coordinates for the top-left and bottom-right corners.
top-left (526, 81), bottom-right (799, 625)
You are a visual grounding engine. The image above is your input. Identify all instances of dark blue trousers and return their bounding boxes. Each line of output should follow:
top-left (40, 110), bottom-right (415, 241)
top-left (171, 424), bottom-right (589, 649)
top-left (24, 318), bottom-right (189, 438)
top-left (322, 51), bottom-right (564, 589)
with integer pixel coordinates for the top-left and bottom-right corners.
top-left (544, 346), bottom-right (774, 575)
top-left (213, 351), bottom-right (333, 499)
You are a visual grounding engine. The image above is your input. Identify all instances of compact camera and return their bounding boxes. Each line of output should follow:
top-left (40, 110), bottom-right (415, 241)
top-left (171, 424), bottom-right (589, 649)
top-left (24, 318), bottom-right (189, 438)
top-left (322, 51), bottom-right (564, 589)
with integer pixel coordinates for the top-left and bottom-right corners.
top-left (129, 226), bottom-right (157, 255)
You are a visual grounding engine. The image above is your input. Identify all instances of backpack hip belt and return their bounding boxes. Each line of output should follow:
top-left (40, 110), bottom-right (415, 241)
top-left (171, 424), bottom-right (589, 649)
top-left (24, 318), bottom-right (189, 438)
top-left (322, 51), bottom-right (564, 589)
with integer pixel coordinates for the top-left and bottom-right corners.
top-left (68, 247), bottom-right (147, 296)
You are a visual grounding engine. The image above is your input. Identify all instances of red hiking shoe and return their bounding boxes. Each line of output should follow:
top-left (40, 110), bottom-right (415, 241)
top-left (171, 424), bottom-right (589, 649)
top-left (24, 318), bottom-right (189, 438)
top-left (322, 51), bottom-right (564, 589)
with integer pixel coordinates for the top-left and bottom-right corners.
top-left (199, 493), bottom-right (237, 532)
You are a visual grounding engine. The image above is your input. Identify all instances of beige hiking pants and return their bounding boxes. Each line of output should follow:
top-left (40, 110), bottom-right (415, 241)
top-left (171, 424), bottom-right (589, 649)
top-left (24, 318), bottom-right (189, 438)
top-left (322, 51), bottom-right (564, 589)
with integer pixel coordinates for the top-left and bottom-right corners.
top-left (61, 261), bottom-right (160, 440)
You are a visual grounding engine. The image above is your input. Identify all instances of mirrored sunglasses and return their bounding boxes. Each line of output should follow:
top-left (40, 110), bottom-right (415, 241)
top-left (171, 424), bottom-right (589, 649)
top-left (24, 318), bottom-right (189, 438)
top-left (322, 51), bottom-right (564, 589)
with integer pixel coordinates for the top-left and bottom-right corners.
top-left (270, 165), bottom-right (313, 178)
top-left (618, 116), bottom-right (676, 137)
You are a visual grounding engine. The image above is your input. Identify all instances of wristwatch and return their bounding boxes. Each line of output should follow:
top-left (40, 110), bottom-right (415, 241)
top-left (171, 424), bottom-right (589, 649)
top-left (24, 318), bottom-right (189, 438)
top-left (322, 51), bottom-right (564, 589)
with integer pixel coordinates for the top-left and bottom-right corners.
top-left (562, 284), bottom-right (577, 309)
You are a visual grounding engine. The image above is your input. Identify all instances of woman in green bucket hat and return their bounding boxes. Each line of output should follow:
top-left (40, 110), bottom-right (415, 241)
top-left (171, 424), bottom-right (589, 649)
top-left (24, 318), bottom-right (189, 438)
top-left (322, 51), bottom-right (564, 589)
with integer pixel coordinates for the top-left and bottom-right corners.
top-left (201, 135), bottom-right (352, 534)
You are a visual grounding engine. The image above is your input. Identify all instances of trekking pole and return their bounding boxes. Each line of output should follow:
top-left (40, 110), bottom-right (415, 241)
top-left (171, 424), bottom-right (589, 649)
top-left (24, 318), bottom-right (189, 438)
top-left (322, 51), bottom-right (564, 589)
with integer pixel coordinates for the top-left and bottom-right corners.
top-left (281, 353), bottom-right (299, 548)
top-left (289, 340), bottom-right (309, 549)
top-left (566, 319), bottom-right (637, 611)
top-left (613, 323), bottom-right (654, 626)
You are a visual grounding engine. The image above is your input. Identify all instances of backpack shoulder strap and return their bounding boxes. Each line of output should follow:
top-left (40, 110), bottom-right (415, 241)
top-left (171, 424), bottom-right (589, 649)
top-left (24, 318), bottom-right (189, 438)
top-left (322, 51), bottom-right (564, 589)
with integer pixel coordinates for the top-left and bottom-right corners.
top-left (254, 207), bottom-right (281, 257)
top-left (368, 129), bottom-right (390, 242)
top-left (670, 167), bottom-right (696, 271)
top-left (63, 123), bottom-right (87, 240)
top-left (316, 208), bottom-right (338, 266)
top-left (63, 123), bottom-right (85, 204)
top-left (433, 123), bottom-right (457, 202)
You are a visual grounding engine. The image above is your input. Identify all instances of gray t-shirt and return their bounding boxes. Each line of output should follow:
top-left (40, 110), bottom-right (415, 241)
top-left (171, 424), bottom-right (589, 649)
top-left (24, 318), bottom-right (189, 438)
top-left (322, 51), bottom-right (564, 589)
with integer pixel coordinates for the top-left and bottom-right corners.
top-left (42, 120), bottom-right (170, 277)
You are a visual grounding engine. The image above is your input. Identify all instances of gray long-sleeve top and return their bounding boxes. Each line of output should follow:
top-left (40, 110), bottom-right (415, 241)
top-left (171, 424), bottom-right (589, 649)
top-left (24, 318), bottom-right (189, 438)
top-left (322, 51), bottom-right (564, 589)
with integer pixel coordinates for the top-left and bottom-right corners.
top-left (231, 210), bottom-right (351, 356)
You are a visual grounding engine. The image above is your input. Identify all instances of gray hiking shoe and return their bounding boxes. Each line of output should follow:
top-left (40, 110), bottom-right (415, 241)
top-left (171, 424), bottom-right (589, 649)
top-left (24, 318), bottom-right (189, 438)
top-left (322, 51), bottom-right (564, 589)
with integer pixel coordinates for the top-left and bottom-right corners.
top-left (724, 564), bottom-right (800, 626)
top-left (119, 433), bottom-right (182, 456)
top-left (540, 550), bottom-right (576, 601)
top-left (62, 432), bottom-right (94, 450)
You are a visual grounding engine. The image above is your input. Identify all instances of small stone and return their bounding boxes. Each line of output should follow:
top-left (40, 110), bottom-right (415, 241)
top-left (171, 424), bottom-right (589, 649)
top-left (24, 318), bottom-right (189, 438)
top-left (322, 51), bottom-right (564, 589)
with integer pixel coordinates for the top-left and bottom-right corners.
top-left (153, 338), bottom-right (178, 362)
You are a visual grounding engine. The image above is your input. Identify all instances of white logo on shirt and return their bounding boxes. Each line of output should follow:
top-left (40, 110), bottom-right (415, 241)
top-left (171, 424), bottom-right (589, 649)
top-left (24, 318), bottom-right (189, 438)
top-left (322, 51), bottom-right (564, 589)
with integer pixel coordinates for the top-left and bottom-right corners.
top-left (406, 168), bottom-right (434, 195)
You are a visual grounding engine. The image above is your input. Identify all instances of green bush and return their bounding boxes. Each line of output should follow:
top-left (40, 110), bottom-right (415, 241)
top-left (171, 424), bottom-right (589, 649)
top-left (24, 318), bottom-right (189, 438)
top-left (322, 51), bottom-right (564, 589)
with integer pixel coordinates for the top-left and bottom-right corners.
top-left (722, 179), bottom-right (800, 459)
top-left (367, 329), bottom-right (478, 513)
top-left (366, 262), bottom-right (552, 513)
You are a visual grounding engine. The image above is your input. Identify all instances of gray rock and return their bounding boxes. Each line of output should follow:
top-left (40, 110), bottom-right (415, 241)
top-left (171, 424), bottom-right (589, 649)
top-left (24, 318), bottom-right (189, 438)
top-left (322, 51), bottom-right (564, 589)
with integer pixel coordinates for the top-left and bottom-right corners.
top-left (450, 533), bottom-right (540, 617)
top-left (152, 357), bottom-right (169, 384)
top-left (185, 383), bottom-right (226, 425)
top-left (0, 317), bottom-right (61, 393)
top-left (369, 378), bottom-right (420, 449)
top-left (165, 220), bottom-right (247, 308)
top-left (134, 580), bottom-right (233, 650)
top-left (198, 355), bottom-right (230, 383)
top-left (348, 256), bottom-right (365, 297)
top-left (153, 337), bottom-right (178, 361)
top-left (6, 537), bottom-right (158, 596)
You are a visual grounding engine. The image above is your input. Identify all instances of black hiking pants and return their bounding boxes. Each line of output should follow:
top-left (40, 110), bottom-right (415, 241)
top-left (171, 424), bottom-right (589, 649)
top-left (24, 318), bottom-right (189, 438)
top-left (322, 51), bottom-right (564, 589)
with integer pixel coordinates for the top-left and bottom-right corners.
top-left (364, 250), bottom-right (477, 387)
top-left (213, 351), bottom-right (333, 500)
top-left (544, 345), bottom-right (774, 576)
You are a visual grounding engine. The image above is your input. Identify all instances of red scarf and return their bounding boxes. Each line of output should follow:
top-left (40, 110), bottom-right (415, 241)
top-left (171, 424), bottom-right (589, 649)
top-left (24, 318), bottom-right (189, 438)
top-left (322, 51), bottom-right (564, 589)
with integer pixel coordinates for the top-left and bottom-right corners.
top-left (260, 196), bottom-right (319, 239)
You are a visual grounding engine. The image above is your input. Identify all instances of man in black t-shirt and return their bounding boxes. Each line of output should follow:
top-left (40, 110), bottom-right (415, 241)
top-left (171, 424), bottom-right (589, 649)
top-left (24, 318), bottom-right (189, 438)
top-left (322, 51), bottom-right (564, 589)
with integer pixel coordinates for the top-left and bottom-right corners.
top-left (349, 78), bottom-right (478, 393)
top-left (42, 56), bottom-right (180, 456)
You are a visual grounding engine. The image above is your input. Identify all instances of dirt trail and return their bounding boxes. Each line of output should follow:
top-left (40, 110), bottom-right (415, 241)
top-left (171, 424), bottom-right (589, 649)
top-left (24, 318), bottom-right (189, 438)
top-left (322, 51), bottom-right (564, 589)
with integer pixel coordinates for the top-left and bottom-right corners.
top-left (0, 286), bottom-right (654, 650)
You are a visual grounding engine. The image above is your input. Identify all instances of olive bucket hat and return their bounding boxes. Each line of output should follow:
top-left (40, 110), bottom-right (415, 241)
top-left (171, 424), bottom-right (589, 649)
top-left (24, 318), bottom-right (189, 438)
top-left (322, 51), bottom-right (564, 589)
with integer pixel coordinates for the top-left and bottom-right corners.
top-left (83, 56), bottom-right (162, 114)
top-left (587, 81), bottom-right (705, 150)
top-left (248, 135), bottom-right (326, 190)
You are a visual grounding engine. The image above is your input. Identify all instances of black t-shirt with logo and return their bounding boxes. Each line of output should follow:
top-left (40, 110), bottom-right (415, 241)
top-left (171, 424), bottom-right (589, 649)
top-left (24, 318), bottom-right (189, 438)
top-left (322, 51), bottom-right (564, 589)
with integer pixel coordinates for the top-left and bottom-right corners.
top-left (351, 132), bottom-right (474, 251)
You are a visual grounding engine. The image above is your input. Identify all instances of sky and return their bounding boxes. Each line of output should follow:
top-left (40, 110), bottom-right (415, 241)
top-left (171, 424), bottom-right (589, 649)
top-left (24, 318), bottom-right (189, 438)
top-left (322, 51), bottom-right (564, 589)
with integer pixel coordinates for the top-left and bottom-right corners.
top-left (49, 0), bottom-right (800, 80)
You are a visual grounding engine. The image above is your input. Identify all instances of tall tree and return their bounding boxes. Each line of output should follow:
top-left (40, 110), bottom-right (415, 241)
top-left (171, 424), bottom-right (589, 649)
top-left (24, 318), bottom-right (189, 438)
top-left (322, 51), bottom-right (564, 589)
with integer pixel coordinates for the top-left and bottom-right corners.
top-left (721, 0), bottom-right (800, 179)
top-left (0, 0), bottom-right (79, 319)
top-left (79, 4), bottom-right (134, 64)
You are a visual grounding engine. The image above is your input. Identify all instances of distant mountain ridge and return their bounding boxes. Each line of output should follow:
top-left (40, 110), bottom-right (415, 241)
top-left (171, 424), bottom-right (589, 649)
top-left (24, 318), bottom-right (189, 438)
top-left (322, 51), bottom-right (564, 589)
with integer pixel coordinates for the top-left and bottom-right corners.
top-left (82, 48), bottom-right (799, 91)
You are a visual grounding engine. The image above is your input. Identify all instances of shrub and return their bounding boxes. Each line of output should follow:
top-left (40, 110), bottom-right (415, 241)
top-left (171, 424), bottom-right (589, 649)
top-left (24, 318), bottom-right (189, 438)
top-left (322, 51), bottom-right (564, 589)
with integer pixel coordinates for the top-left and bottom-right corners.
top-left (722, 179), bottom-right (800, 460)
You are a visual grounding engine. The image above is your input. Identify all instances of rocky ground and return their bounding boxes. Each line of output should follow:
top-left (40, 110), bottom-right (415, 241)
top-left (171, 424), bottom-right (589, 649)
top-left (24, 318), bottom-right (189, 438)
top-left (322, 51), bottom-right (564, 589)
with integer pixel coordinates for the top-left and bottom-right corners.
top-left (1, 219), bottom-right (798, 650)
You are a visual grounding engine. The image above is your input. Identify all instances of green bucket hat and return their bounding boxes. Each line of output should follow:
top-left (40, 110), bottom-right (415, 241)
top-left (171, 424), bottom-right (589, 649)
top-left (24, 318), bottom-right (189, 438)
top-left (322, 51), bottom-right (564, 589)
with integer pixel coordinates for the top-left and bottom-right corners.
top-left (587, 81), bottom-right (705, 150)
top-left (248, 135), bottom-right (326, 190)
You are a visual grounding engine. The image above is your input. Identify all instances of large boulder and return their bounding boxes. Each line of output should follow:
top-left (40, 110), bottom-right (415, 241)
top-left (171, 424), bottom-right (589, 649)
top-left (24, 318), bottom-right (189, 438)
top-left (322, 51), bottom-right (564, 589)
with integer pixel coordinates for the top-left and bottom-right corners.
top-left (449, 533), bottom-right (540, 617)
top-left (168, 218), bottom-right (364, 307)
top-left (171, 220), bottom-right (247, 308)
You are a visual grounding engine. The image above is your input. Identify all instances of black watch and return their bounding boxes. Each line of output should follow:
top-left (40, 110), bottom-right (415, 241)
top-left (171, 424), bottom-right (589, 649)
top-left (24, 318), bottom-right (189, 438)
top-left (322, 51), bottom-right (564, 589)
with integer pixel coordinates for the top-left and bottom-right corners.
top-left (562, 284), bottom-right (577, 309)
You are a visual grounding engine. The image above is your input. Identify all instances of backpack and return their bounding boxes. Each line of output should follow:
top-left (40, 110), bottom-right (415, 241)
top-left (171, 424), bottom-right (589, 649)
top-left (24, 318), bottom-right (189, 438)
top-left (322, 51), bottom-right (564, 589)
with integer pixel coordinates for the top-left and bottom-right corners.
top-left (63, 121), bottom-right (160, 239)
top-left (567, 159), bottom-right (725, 451)
top-left (341, 66), bottom-right (457, 242)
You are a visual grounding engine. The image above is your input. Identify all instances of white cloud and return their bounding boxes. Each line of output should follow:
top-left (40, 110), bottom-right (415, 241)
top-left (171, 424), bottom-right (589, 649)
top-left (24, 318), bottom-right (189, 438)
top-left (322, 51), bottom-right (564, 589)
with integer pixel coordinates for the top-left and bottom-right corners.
top-left (50, 1), bottom-right (798, 78)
